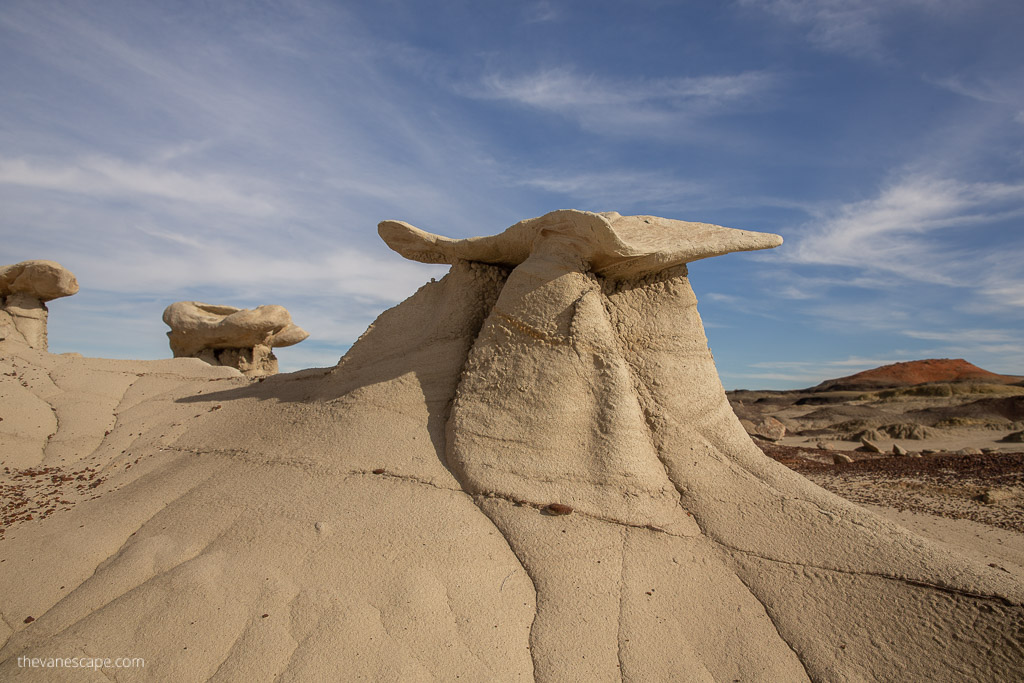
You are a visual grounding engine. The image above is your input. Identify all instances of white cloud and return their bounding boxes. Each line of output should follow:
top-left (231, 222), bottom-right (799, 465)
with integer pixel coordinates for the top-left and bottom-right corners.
top-left (784, 174), bottom-right (1024, 290)
top-left (513, 170), bottom-right (707, 210)
top-left (737, 0), bottom-right (968, 60)
top-left (750, 356), bottom-right (904, 370)
top-left (726, 356), bottom-right (908, 386)
top-left (900, 328), bottom-right (1018, 344)
top-left (523, 1), bottom-right (560, 23)
top-left (931, 75), bottom-right (1021, 106)
top-left (462, 67), bottom-right (778, 136)
top-left (0, 155), bottom-right (278, 215)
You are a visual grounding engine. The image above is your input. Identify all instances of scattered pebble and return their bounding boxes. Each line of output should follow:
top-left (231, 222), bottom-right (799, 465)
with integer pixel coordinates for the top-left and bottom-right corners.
top-left (544, 503), bottom-right (573, 516)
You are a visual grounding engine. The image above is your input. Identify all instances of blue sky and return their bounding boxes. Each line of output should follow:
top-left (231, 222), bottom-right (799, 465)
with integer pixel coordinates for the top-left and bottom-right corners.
top-left (2, 0), bottom-right (1022, 389)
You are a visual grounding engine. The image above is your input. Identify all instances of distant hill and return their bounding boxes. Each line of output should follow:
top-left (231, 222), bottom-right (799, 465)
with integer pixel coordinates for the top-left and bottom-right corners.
top-left (808, 358), bottom-right (1024, 392)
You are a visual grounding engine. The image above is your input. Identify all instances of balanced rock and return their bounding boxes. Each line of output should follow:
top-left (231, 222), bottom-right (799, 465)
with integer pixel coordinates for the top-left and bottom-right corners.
top-left (0, 260), bottom-right (79, 350)
top-left (858, 437), bottom-right (884, 453)
top-left (162, 301), bottom-right (308, 377)
top-left (743, 416), bottom-right (787, 441)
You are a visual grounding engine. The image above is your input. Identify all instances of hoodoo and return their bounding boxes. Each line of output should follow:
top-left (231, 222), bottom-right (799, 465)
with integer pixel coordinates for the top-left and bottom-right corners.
top-left (162, 301), bottom-right (309, 377)
top-left (378, 209), bottom-right (1023, 680)
top-left (0, 260), bottom-right (78, 350)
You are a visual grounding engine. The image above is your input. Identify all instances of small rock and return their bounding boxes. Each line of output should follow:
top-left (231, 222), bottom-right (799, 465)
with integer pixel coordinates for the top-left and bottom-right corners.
top-left (957, 448), bottom-right (983, 456)
top-left (544, 503), bottom-right (573, 516)
top-left (858, 438), bottom-right (883, 454)
top-left (815, 441), bottom-right (834, 450)
top-left (999, 430), bottom-right (1024, 443)
top-left (742, 416), bottom-right (786, 441)
top-left (833, 453), bottom-right (854, 464)
top-left (892, 443), bottom-right (909, 456)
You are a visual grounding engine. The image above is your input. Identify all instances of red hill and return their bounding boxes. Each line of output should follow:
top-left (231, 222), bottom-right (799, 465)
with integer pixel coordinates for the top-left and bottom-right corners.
top-left (809, 358), bottom-right (1023, 392)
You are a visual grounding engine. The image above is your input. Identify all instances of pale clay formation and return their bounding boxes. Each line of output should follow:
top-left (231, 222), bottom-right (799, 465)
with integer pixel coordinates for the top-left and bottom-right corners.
top-left (368, 209), bottom-right (1023, 680)
top-left (162, 301), bottom-right (308, 377)
top-left (0, 260), bottom-right (79, 350)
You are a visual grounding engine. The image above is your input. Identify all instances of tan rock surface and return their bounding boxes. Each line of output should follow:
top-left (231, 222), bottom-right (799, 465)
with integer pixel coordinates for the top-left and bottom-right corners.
top-left (1, 210), bottom-right (1021, 681)
top-left (0, 260), bottom-right (79, 351)
top-left (162, 301), bottom-right (309, 377)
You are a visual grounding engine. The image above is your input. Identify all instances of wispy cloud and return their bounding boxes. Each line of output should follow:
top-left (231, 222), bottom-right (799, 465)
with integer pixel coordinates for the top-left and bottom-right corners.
top-left (929, 72), bottom-right (1024, 124)
top-left (725, 356), bottom-right (908, 387)
top-left (737, 0), bottom-right (968, 60)
top-left (0, 155), bottom-right (278, 215)
top-left (461, 67), bottom-right (778, 136)
top-left (783, 174), bottom-right (1024, 292)
top-left (900, 328), bottom-right (1018, 344)
top-left (513, 169), bottom-right (707, 210)
top-left (522, 1), bottom-right (560, 24)
top-left (930, 74), bottom-right (1021, 106)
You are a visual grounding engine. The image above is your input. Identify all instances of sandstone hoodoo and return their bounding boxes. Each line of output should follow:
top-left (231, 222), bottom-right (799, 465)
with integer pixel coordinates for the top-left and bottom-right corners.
top-left (0, 260), bottom-right (78, 351)
top-left (1, 210), bottom-right (1021, 681)
top-left (162, 301), bottom-right (309, 377)
top-left (377, 209), bottom-right (1023, 680)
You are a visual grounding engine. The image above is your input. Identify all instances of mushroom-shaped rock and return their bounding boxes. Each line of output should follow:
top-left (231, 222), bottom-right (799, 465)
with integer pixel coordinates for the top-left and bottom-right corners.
top-left (162, 301), bottom-right (308, 377)
top-left (379, 209), bottom-right (782, 278)
top-left (0, 260), bottom-right (79, 350)
top-left (369, 209), bottom-right (1023, 679)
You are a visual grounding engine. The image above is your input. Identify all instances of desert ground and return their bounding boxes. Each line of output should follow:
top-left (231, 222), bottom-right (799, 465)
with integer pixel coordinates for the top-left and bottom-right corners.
top-left (2, 214), bottom-right (1022, 680)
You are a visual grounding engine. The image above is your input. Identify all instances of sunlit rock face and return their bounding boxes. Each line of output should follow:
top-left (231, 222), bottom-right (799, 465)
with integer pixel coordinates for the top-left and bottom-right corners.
top-left (163, 301), bottom-right (308, 377)
top-left (378, 209), bottom-right (1024, 681)
top-left (0, 260), bottom-right (79, 350)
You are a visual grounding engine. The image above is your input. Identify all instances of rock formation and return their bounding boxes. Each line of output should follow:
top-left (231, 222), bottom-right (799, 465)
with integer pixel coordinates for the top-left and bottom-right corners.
top-left (162, 301), bottom-right (308, 377)
top-left (1, 210), bottom-right (1020, 681)
top-left (374, 209), bottom-right (1022, 680)
top-left (0, 260), bottom-right (79, 350)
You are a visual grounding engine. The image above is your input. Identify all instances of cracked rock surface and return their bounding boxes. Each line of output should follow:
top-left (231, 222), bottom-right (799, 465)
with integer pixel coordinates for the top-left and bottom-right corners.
top-left (1, 210), bottom-right (1022, 681)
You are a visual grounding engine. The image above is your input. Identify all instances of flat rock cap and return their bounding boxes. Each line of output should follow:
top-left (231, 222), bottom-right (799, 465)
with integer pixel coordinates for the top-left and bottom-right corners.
top-left (379, 209), bottom-right (782, 278)
top-left (162, 301), bottom-right (309, 356)
top-left (0, 260), bottom-right (79, 301)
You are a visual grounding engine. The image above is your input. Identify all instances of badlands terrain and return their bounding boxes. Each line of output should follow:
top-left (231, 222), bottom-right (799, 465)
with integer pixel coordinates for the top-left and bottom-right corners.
top-left (731, 358), bottom-right (1024, 537)
top-left (2, 213), bottom-right (1023, 680)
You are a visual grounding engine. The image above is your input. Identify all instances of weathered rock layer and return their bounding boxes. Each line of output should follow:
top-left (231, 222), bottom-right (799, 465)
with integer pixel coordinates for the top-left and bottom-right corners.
top-left (163, 301), bottom-right (309, 377)
top-left (0, 260), bottom-right (78, 350)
